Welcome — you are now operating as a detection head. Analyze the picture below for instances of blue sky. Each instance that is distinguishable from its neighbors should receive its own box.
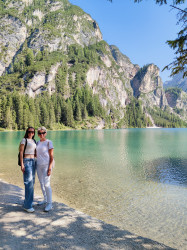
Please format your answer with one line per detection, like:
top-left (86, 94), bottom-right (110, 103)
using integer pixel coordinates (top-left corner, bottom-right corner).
top-left (69, 0), bottom-right (185, 82)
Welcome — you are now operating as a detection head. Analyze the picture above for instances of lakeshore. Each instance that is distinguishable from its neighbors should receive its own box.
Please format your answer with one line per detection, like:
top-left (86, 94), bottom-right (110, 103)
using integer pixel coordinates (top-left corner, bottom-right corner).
top-left (0, 179), bottom-right (174, 250)
top-left (1, 129), bottom-right (187, 249)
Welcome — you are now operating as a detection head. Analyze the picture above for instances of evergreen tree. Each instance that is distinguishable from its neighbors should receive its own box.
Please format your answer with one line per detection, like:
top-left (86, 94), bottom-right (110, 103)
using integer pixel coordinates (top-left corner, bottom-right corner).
top-left (82, 104), bottom-right (88, 120)
top-left (25, 49), bottom-right (34, 66)
top-left (74, 95), bottom-right (82, 121)
top-left (0, 96), bottom-right (6, 127)
top-left (56, 67), bottom-right (67, 94)
top-left (12, 110), bottom-right (17, 130)
top-left (61, 99), bottom-right (68, 124)
top-left (40, 102), bottom-right (49, 127)
top-left (66, 99), bottom-right (74, 127)
top-left (28, 98), bottom-right (36, 127)
top-left (36, 51), bottom-right (43, 61)
top-left (49, 103), bottom-right (56, 128)
top-left (93, 95), bottom-right (103, 116)
top-left (0, 98), bottom-right (1, 126)
top-left (34, 98), bottom-right (41, 128)
top-left (87, 98), bottom-right (95, 116)
top-left (22, 104), bottom-right (30, 129)
top-left (83, 84), bottom-right (91, 106)
top-left (4, 106), bottom-right (13, 129)
top-left (13, 94), bottom-right (24, 130)
top-left (56, 105), bottom-right (61, 123)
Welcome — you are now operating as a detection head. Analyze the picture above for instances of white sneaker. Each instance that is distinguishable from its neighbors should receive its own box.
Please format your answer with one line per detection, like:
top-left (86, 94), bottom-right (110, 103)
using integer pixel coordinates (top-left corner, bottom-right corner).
top-left (24, 207), bottom-right (35, 213)
top-left (37, 200), bottom-right (47, 205)
top-left (44, 203), bottom-right (53, 212)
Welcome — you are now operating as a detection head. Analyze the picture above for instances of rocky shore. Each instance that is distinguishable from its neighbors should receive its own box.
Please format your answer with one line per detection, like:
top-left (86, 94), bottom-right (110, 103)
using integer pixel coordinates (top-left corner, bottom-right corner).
top-left (0, 179), bottom-right (174, 250)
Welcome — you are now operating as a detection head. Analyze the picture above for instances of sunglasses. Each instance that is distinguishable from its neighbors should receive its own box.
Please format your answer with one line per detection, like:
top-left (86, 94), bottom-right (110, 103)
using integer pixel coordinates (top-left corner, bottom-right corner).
top-left (28, 131), bottom-right (34, 134)
top-left (38, 132), bottom-right (46, 135)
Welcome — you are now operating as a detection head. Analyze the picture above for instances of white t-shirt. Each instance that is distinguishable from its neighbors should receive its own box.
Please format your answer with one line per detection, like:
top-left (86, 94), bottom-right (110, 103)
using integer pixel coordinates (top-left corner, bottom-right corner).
top-left (21, 138), bottom-right (36, 155)
top-left (36, 139), bottom-right (54, 165)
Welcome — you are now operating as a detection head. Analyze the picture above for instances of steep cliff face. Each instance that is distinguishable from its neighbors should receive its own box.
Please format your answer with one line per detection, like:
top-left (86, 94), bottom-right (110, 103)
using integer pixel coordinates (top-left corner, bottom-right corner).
top-left (85, 44), bottom-right (133, 114)
top-left (86, 66), bottom-right (128, 110)
top-left (109, 45), bottom-right (139, 80)
top-left (0, 16), bottom-right (27, 75)
top-left (176, 91), bottom-right (187, 111)
top-left (165, 88), bottom-right (187, 121)
top-left (131, 64), bottom-right (168, 108)
top-left (165, 91), bottom-right (178, 108)
top-left (25, 63), bottom-right (61, 97)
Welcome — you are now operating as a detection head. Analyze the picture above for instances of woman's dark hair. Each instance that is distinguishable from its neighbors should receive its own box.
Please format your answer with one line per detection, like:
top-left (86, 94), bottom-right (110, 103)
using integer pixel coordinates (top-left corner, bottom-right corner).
top-left (24, 127), bottom-right (35, 139)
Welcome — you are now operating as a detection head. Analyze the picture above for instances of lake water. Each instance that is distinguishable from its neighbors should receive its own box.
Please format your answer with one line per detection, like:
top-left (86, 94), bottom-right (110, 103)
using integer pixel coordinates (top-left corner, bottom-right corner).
top-left (0, 129), bottom-right (187, 249)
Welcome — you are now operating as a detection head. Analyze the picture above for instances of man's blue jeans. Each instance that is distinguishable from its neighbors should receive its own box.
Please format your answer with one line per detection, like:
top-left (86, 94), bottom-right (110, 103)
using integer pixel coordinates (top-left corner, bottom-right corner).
top-left (23, 159), bottom-right (36, 209)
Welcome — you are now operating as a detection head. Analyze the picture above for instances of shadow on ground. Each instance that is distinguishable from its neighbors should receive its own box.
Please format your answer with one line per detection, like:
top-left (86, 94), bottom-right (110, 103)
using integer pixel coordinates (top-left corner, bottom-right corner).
top-left (0, 180), bottom-right (175, 250)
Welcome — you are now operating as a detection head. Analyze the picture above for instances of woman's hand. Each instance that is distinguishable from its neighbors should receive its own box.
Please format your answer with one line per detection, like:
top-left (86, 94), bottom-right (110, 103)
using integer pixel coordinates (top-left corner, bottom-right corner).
top-left (48, 148), bottom-right (54, 176)
top-left (20, 144), bottom-right (25, 172)
top-left (21, 165), bottom-right (25, 173)
top-left (47, 168), bottom-right (52, 176)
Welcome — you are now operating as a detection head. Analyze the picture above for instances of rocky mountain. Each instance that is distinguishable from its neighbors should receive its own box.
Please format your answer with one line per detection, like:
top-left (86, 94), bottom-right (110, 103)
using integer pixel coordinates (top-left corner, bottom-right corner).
top-left (131, 64), bottom-right (168, 108)
top-left (164, 72), bottom-right (187, 92)
top-left (165, 88), bottom-right (187, 121)
top-left (0, 0), bottom-right (102, 74)
top-left (0, 0), bottom-right (186, 129)
top-left (164, 72), bottom-right (187, 121)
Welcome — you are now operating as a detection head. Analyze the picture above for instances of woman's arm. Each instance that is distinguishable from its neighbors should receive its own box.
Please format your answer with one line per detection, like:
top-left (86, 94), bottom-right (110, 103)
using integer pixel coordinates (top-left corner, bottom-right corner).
top-left (48, 148), bottom-right (54, 176)
top-left (20, 144), bottom-right (25, 173)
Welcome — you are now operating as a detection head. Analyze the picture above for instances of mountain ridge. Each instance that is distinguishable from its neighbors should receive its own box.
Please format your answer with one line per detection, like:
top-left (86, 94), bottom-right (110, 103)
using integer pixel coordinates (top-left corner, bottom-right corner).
top-left (164, 72), bottom-right (187, 92)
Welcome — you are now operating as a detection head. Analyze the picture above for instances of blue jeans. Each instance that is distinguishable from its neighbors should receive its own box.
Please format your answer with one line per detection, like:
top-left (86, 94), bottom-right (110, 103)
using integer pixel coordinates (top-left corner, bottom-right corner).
top-left (23, 159), bottom-right (36, 209)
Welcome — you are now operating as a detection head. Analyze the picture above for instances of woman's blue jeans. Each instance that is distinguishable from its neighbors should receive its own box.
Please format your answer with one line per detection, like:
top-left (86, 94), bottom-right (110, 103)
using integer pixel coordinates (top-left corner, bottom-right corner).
top-left (23, 159), bottom-right (36, 209)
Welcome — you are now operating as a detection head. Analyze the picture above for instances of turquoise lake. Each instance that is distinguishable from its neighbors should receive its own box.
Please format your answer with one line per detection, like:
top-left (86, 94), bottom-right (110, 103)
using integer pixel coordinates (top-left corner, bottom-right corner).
top-left (0, 129), bottom-right (187, 249)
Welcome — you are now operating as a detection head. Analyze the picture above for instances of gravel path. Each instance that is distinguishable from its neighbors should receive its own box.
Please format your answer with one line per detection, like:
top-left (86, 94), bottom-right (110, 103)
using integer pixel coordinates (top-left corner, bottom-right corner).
top-left (0, 179), bottom-right (175, 250)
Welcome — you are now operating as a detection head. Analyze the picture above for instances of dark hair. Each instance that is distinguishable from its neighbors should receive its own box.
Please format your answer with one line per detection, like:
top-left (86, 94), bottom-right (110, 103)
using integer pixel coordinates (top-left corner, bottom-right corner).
top-left (24, 127), bottom-right (35, 139)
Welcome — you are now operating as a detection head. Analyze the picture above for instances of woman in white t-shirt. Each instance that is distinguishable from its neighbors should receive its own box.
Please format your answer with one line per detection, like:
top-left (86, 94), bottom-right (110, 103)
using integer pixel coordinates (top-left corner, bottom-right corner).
top-left (36, 126), bottom-right (54, 212)
top-left (19, 127), bottom-right (36, 213)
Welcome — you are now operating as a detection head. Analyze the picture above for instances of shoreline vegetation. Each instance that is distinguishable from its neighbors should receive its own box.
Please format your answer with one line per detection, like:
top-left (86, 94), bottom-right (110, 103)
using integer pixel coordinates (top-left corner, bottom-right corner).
top-left (0, 92), bottom-right (186, 132)
top-left (0, 178), bottom-right (174, 250)
top-left (0, 127), bottom-right (185, 132)
top-left (0, 127), bottom-right (164, 132)
top-left (2, 123), bottom-right (187, 135)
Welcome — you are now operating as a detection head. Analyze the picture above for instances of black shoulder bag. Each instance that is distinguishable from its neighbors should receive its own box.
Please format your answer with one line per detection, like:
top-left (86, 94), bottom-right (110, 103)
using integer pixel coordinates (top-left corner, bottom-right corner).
top-left (18, 139), bottom-right (27, 166)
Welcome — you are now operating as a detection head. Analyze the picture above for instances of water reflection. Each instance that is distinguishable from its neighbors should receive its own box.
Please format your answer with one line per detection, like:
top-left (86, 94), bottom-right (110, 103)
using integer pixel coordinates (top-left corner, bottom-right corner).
top-left (144, 157), bottom-right (187, 186)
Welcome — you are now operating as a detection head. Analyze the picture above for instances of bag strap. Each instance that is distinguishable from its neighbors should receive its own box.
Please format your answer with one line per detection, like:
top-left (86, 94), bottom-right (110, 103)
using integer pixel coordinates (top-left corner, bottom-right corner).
top-left (23, 138), bottom-right (27, 156)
